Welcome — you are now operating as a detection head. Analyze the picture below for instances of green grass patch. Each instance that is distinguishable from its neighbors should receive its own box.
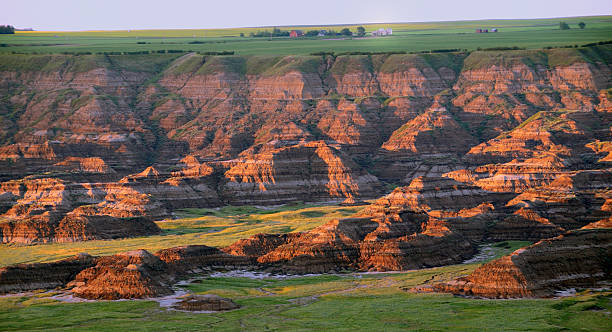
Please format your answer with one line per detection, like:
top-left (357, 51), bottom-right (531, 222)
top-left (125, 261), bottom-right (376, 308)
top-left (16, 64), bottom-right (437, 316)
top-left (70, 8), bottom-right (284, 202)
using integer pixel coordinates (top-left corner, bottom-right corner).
top-left (2, 16), bottom-right (611, 56)
top-left (0, 266), bottom-right (610, 331)
top-left (0, 204), bottom-right (364, 267)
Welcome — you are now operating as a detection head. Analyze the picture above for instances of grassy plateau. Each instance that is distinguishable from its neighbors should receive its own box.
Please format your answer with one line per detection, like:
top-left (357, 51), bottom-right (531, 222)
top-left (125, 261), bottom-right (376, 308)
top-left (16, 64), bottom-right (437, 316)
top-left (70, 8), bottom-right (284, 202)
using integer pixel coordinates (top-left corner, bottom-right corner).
top-left (1, 16), bottom-right (611, 55)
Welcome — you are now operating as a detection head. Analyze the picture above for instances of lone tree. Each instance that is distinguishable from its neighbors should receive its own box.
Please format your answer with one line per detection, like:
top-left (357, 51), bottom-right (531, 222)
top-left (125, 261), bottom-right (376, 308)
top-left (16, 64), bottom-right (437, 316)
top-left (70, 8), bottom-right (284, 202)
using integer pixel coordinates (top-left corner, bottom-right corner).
top-left (340, 28), bottom-right (352, 36)
top-left (559, 22), bottom-right (570, 30)
top-left (0, 25), bottom-right (15, 34)
top-left (578, 22), bottom-right (586, 29)
top-left (356, 26), bottom-right (366, 37)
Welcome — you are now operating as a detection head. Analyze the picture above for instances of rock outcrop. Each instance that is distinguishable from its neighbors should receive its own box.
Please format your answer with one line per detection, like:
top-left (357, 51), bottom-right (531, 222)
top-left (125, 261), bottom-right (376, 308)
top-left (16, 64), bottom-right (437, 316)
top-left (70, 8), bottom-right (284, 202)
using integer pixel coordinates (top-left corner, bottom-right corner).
top-left (155, 244), bottom-right (248, 274)
top-left (224, 210), bottom-right (478, 273)
top-left (69, 250), bottom-right (173, 300)
top-left (0, 177), bottom-right (162, 243)
top-left (222, 141), bottom-right (381, 205)
top-left (68, 244), bottom-right (246, 299)
top-left (0, 244), bottom-right (249, 299)
top-left (430, 229), bottom-right (612, 298)
top-left (173, 294), bottom-right (240, 311)
top-left (0, 253), bottom-right (94, 293)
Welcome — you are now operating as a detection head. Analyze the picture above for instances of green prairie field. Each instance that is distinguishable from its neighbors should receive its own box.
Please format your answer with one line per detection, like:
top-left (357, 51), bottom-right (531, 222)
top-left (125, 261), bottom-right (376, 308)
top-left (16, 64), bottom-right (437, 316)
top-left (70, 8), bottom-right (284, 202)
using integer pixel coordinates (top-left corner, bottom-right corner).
top-left (1, 16), bottom-right (611, 55)
top-left (0, 241), bottom-right (611, 331)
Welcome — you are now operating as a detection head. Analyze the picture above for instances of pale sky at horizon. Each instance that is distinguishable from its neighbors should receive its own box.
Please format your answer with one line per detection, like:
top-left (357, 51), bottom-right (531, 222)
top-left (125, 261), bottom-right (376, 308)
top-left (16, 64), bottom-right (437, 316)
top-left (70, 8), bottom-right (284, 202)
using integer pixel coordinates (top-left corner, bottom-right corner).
top-left (3, 0), bottom-right (612, 31)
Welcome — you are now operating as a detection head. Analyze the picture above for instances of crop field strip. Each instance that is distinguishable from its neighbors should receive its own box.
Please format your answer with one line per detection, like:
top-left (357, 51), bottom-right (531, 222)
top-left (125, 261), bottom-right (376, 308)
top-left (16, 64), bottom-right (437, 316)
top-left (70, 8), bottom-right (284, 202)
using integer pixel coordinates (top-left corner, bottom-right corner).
top-left (1, 16), bottom-right (611, 55)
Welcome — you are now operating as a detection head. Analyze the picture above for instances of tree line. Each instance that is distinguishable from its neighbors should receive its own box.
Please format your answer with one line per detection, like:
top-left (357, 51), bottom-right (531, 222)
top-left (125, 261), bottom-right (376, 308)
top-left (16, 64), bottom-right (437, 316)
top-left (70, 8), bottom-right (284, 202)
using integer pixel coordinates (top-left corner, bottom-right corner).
top-left (249, 26), bottom-right (367, 38)
top-left (0, 25), bottom-right (15, 34)
top-left (560, 22), bottom-right (586, 30)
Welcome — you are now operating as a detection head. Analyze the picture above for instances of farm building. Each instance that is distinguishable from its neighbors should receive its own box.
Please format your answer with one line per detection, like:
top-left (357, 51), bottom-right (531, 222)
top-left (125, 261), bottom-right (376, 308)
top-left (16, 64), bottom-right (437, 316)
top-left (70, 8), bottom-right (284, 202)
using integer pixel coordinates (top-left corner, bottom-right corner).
top-left (318, 30), bottom-right (327, 37)
top-left (371, 28), bottom-right (392, 37)
top-left (476, 28), bottom-right (498, 33)
top-left (290, 30), bottom-right (304, 38)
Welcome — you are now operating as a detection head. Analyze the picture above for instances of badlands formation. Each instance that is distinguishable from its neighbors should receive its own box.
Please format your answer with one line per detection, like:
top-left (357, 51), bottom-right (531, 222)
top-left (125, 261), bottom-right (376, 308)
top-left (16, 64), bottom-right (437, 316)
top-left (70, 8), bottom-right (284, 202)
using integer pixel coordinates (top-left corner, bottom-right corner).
top-left (0, 46), bottom-right (610, 299)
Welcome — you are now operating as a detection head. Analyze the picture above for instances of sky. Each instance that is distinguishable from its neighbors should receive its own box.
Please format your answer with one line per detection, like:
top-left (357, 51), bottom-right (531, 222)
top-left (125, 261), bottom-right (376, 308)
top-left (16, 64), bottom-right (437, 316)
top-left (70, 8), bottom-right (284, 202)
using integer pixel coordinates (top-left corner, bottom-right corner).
top-left (3, 0), bottom-right (612, 31)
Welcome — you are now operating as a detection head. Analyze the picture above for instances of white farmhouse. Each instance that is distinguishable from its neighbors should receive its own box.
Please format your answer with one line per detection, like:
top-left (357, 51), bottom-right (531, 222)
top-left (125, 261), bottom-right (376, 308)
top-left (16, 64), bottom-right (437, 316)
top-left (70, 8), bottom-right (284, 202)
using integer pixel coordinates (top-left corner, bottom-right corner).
top-left (371, 28), bottom-right (393, 37)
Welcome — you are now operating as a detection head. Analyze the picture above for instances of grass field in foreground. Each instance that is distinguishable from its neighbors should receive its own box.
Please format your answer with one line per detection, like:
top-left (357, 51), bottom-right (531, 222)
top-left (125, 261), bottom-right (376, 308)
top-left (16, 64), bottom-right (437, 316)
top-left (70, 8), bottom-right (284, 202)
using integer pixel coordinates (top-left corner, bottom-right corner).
top-left (0, 204), bottom-right (363, 267)
top-left (0, 241), bottom-right (609, 331)
top-left (1, 16), bottom-right (610, 55)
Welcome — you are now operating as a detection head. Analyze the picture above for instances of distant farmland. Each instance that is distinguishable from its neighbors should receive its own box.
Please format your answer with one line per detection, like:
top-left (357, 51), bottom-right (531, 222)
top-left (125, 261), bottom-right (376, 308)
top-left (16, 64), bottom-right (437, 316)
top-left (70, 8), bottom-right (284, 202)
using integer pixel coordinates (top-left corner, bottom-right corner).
top-left (1, 16), bottom-right (611, 55)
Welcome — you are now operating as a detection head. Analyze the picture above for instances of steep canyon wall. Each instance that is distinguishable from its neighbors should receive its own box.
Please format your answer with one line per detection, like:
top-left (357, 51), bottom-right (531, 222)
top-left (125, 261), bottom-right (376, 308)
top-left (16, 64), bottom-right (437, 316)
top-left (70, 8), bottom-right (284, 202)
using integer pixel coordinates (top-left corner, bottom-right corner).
top-left (0, 46), bottom-right (610, 243)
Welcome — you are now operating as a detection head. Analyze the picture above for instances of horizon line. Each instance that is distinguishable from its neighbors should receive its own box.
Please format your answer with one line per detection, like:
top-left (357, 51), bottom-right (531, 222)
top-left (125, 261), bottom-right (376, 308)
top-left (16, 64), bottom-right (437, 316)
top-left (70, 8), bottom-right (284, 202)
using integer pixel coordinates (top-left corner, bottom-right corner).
top-left (13, 14), bottom-right (612, 33)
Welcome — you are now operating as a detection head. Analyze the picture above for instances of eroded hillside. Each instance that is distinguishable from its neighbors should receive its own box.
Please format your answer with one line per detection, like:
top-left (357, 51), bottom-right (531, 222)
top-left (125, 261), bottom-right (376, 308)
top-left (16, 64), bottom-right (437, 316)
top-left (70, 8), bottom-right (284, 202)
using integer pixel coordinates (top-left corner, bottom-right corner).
top-left (0, 46), bottom-right (610, 243)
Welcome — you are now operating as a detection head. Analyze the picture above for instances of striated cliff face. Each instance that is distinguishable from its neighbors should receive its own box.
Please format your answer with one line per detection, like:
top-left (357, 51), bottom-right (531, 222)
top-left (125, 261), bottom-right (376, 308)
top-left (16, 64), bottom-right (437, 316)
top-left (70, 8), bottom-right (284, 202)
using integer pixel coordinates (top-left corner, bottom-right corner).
top-left (223, 212), bottom-right (477, 273)
top-left (223, 140), bottom-right (381, 205)
top-left (0, 244), bottom-right (248, 299)
top-left (0, 46), bottom-right (610, 243)
top-left (0, 253), bottom-right (94, 293)
top-left (431, 228), bottom-right (612, 298)
top-left (69, 249), bottom-right (173, 300)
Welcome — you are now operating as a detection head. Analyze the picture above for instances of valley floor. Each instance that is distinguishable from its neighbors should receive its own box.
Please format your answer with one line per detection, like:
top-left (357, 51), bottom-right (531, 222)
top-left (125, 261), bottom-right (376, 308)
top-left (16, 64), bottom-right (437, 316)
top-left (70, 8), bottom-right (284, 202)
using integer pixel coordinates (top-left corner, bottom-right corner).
top-left (1, 205), bottom-right (610, 331)
top-left (1, 257), bottom-right (610, 331)
top-left (0, 204), bottom-right (361, 267)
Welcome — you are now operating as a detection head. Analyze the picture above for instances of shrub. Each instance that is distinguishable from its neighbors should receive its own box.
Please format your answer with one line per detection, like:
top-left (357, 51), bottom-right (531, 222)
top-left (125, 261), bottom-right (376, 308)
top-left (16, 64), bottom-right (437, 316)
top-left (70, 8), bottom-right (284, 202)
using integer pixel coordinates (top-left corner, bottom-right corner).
top-left (559, 22), bottom-right (570, 30)
top-left (340, 28), bottom-right (352, 36)
top-left (0, 25), bottom-right (15, 34)
top-left (357, 26), bottom-right (366, 37)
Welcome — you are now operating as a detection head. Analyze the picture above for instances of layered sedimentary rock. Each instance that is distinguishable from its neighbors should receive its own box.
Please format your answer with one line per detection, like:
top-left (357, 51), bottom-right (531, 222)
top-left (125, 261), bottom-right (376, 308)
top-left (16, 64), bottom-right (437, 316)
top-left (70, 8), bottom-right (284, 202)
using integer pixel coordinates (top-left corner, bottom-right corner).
top-left (69, 244), bottom-right (245, 299)
top-left (70, 250), bottom-right (173, 300)
top-left (0, 244), bottom-right (247, 299)
top-left (223, 186), bottom-right (490, 273)
top-left (0, 46), bottom-right (610, 243)
top-left (173, 294), bottom-right (240, 311)
top-left (0, 253), bottom-right (94, 293)
top-left (431, 229), bottom-right (612, 298)
top-left (222, 140), bottom-right (381, 205)
top-left (222, 170), bottom-right (578, 273)
top-left (224, 213), bottom-right (478, 273)
top-left (155, 244), bottom-right (248, 273)
top-left (0, 177), bottom-right (162, 243)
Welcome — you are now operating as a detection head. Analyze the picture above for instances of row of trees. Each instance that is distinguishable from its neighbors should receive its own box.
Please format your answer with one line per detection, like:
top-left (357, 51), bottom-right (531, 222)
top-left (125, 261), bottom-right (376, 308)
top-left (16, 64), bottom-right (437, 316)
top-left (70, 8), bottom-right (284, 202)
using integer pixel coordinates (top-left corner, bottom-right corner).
top-left (249, 26), bottom-right (367, 38)
top-left (250, 28), bottom-right (290, 37)
top-left (0, 25), bottom-right (15, 34)
top-left (560, 22), bottom-right (586, 30)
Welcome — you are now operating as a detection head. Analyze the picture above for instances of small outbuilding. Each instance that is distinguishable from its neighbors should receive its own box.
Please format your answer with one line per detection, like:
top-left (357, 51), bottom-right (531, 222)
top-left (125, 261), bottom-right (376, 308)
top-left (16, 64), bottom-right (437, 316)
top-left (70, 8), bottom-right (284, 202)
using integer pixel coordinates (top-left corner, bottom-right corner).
top-left (371, 28), bottom-right (393, 37)
top-left (290, 30), bottom-right (304, 38)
